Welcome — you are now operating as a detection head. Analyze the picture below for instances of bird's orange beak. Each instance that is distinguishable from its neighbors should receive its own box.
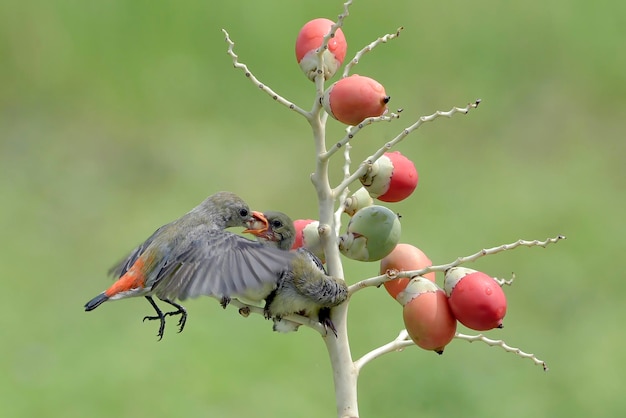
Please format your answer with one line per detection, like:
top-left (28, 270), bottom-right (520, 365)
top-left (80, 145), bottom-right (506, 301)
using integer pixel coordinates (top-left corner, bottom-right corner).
top-left (243, 211), bottom-right (269, 236)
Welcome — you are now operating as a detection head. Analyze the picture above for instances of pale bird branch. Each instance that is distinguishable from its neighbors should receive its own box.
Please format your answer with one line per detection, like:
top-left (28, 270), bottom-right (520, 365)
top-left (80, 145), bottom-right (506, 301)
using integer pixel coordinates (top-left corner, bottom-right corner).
top-left (348, 235), bottom-right (565, 295)
top-left (342, 27), bottom-right (404, 78)
top-left (222, 29), bottom-right (309, 118)
top-left (455, 332), bottom-right (548, 371)
top-left (332, 100), bottom-right (481, 196)
top-left (227, 298), bottom-right (327, 336)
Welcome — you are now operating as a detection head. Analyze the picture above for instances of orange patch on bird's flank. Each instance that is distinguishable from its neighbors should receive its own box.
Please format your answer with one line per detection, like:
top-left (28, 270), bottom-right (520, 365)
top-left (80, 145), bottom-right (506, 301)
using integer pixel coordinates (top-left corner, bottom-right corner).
top-left (104, 256), bottom-right (148, 297)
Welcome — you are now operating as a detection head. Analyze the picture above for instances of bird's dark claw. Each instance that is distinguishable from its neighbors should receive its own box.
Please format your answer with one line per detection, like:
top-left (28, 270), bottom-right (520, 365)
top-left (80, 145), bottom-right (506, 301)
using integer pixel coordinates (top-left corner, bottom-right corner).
top-left (321, 317), bottom-right (338, 337)
top-left (144, 296), bottom-right (167, 340)
top-left (143, 297), bottom-right (187, 340)
top-left (162, 299), bottom-right (187, 334)
top-left (220, 296), bottom-right (231, 309)
top-left (319, 307), bottom-right (338, 337)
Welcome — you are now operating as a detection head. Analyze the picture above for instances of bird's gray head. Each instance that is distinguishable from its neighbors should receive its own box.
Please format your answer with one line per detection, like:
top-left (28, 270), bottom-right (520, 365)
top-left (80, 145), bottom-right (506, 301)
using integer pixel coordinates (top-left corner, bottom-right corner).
top-left (245, 211), bottom-right (296, 251)
top-left (194, 191), bottom-right (253, 229)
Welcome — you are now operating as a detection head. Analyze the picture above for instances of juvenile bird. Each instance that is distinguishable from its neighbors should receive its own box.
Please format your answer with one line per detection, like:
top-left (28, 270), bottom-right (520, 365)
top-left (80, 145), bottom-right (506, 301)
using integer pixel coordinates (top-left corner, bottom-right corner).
top-left (84, 191), bottom-right (294, 340)
top-left (245, 211), bottom-right (348, 335)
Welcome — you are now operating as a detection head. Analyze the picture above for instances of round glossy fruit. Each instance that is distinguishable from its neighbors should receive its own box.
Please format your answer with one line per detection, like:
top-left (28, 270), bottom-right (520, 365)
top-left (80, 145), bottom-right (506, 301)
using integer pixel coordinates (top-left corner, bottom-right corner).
top-left (380, 243), bottom-right (436, 300)
top-left (399, 277), bottom-right (457, 354)
top-left (338, 205), bottom-right (401, 261)
top-left (361, 152), bottom-right (418, 203)
top-left (444, 267), bottom-right (507, 331)
top-left (292, 219), bottom-right (325, 261)
top-left (295, 18), bottom-right (347, 81)
top-left (322, 75), bottom-right (389, 125)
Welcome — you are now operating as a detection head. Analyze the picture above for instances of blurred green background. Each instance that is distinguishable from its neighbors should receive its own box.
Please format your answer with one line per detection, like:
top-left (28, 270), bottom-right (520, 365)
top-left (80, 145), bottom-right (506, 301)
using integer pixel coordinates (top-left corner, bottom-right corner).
top-left (2, 0), bottom-right (624, 417)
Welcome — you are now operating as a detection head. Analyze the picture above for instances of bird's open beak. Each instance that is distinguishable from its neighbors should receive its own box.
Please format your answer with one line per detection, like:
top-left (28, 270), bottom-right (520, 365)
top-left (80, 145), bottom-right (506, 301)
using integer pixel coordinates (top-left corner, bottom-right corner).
top-left (243, 211), bottom-right (269, 236)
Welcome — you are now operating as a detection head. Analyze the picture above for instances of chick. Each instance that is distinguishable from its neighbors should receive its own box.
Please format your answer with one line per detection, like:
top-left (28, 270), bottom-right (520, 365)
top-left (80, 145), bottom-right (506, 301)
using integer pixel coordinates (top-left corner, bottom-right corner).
top-left (245, 211), bottom-right (348, 335)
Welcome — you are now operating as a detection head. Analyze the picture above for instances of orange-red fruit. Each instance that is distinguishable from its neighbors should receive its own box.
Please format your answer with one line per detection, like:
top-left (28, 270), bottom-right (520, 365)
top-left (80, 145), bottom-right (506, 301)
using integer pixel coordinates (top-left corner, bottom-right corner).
top-left (444, 267), bottom-right (507, 331)
top-left (295, 18), bottom-right (347, 81)
top-left (322, 75), bottom-right (389, 125)
top-left (380, 244), bottom-right (435, 300)
top-left (292, 219), bottom-right (325, 262)
top-left (399, 278), bottom-right (457, 354)
top-left (377, 152), bottom-right (418, 202)
top-left (361, 152), bottom-right (418, 203)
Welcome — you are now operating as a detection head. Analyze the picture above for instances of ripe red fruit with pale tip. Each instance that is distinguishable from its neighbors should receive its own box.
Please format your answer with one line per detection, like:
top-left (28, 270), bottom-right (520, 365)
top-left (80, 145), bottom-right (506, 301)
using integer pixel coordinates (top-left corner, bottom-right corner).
top-left (292, 219), bottom-right (325, 262)
top-left (295, 18), bottom-right (347, 81)
top-left (444, 267), bottom-right (507, 331)
top-left (361, 151), bottom-right (418, 203)
top-left (398, 277), bottom-right (457, 354)
top-left (322, 75), bottom-right (390, 126)
top-left (380, 243), bottom-right (436, 300)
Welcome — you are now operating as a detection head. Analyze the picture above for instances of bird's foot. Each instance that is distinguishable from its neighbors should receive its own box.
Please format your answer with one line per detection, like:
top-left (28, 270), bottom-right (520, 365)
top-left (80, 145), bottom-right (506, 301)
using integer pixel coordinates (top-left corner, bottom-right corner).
top-left (318, 307), bottom-right (338, 337)
top-left (220, 296), bottom-right (231, 309)
top-left (162, 299), bottom-right (187, 333)
top-left (321, 317), bottom-right (338, 338)
top-left (142, 313), bottom-right (166, 340)
top-left (144, 296), bottom-right (167, 340)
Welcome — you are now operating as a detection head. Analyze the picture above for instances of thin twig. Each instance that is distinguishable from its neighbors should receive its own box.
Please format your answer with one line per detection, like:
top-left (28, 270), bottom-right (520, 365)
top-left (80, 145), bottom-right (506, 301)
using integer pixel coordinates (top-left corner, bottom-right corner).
top-left (342, 27), bottom-right (404, 77)
top-left (348, 235), bottom-right (565, 295)
top-left (333, 100), bottom-right (480, 195)
top-left (320, 112), bottom-right (401, 162)
top-left (354, 329), bottom-right (548, 372)
top-left (333, 140), bottom-right (353, 235)
top-left (222, 29), bottom-right (309, 118)
top-left (455, 333), bottom-right (548, 371)
top-left (314, 0), bottom-right (353, 97)
top-left (494, 273), bottom-right (516, 286)
top-left (227, 298), bottom-right (327, 336)
top-left (354, 330), bottom-right (413, 372)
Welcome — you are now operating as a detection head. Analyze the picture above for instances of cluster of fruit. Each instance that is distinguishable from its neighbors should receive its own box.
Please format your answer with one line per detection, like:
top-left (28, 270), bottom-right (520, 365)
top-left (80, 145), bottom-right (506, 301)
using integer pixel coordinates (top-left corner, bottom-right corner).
top-left (296, 18), bottom-right (390, 125)
top-left (294, 18), bottom-right (508, 354)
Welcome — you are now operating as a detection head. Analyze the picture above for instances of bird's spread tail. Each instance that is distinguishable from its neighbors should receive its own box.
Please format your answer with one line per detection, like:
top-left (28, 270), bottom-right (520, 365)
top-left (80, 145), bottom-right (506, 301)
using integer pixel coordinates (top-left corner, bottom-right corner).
top-left (84, 293), bottom-right (109, 311)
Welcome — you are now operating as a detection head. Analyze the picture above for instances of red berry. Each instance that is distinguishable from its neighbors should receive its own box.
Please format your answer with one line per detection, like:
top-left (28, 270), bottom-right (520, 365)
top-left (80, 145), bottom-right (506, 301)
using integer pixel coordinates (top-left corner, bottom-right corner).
top-left (322, 75), bottom-right (389, 125)
top-left (380, 243), bottom-right (435, 300)
top-left (292, 219), bottom-right (325, 261)
top-left (361, 152), bottom-right (418, 203)
top-left (399, 278), bottom-right (457, 354)
top-left (295, 18), bottom-right (347, 81)
top-left (444, 267), bottom-right (507, 331)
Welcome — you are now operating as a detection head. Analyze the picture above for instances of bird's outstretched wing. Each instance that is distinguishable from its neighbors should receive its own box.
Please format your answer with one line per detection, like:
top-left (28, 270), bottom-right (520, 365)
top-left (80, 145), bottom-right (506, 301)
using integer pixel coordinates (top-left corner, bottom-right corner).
top-left (152, 230), bottom-right (295, 301)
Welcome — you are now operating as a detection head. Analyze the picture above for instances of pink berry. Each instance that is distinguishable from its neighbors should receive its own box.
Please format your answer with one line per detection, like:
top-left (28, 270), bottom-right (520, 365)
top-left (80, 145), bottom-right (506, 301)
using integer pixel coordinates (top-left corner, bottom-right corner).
top-left (292, 219), bottom-right (325, 261)
top-left (295, 18), bottom-right (347, 81)
top-left (322, 75), bottom-right (390, 126)
top-left (380, 243), bottom-right (436, 301)
top-left (444, 267), bottom-right (507, 331)
top-left (361, 151), bottom-right (418, 203)
top-left (398, 278), bottom-right (457, 354)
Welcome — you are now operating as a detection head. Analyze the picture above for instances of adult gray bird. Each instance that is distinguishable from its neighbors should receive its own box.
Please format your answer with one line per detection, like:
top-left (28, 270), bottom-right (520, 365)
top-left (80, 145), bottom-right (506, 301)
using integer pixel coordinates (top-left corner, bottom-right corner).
top-left (84, 191), bottom-right (294, 340)
top-left (245, 211), bottom-right (348, 335)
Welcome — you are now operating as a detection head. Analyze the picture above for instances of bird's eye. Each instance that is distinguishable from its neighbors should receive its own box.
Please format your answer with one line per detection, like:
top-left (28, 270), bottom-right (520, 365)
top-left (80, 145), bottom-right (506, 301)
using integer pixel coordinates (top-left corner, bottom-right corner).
top-left (271, 220), bottom-right (283, 229)
top-left (239, 208), bottom-right (249, 218)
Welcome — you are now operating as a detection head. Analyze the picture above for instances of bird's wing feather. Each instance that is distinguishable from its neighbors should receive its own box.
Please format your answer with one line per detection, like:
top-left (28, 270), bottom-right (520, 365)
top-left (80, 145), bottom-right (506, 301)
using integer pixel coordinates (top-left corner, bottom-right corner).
top-left (107, 225), bottom-right (167, 278)
top-left (152, 231), bottom-right (295, 301)
top-left (296, 247), bottom-right (327, 273)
